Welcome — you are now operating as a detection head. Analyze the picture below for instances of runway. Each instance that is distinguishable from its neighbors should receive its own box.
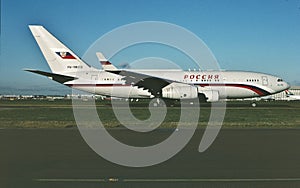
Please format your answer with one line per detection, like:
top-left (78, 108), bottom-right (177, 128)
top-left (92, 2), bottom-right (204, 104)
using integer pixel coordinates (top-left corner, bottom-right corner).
top-left (1, 128), bottom-right (300, 188)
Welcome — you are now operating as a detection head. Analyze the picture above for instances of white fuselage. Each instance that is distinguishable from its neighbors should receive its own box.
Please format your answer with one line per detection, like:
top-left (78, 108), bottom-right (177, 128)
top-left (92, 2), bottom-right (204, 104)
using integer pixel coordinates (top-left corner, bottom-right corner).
top-left (64, 69), bottom-right (290, 100)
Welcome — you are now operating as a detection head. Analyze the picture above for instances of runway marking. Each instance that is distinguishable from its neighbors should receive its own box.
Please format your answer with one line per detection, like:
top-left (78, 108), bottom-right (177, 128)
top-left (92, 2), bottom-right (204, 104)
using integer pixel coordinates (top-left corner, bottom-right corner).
top-left (35, 178), bottom-right (300, 183)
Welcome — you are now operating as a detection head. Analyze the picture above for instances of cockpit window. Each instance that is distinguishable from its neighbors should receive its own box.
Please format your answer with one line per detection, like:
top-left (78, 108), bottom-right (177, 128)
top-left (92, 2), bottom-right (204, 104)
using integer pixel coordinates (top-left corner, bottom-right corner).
top-left (277, 78), bottom-right (283, 82)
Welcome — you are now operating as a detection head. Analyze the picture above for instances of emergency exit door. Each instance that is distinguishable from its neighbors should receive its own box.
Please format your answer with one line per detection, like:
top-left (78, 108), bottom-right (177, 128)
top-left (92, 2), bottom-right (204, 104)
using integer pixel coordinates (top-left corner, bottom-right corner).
top-left (262, 76), bottom-right (268, 86)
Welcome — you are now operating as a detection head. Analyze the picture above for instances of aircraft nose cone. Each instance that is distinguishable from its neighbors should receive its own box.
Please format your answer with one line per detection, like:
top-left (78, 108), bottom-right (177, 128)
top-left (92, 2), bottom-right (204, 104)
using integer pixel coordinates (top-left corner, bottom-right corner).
top-left (285, 82), bottom-right (290, 90)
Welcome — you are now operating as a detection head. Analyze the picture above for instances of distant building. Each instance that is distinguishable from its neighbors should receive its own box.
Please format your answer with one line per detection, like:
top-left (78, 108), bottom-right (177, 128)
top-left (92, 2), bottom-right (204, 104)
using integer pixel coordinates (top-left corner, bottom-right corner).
top-left (1, 95), bottom-right (20, 100)
top-left (20, 95), bottom-right (34, 99)
top-left (263, 86), bottom-right (300, 101)
top-left (289, 86), bottom-right (300, 94)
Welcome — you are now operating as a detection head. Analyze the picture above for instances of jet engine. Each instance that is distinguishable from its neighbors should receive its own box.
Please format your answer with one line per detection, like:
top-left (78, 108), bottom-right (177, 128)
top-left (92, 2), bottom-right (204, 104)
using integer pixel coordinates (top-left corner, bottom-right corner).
top-left (162, 83), bottom-right (198, 99)
top-left (199, 90), bottom-right (219, 102)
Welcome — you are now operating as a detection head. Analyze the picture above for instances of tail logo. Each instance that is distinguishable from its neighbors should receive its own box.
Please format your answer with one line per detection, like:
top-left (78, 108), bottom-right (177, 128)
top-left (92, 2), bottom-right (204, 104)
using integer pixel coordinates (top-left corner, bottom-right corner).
top-left (56, 52), bottom-right (76, 59)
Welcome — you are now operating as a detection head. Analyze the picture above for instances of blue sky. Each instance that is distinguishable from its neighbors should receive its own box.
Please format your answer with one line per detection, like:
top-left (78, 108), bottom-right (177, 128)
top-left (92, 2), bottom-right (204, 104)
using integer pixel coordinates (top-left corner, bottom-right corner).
top-left (1, 0), bottom-right (300, 94)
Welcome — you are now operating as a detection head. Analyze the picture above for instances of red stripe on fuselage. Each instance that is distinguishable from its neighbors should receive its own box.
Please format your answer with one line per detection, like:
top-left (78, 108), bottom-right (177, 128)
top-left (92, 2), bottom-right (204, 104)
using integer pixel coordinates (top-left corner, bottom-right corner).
top-left (65, 84), bottom-right (131, 87)
top-left (198, 83), bottom-right (270, 96)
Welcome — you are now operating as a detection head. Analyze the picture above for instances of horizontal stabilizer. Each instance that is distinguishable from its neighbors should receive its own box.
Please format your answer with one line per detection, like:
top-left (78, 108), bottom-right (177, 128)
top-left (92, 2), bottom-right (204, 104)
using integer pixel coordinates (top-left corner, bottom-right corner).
top-left (24, 69), bottom-right (77, 83)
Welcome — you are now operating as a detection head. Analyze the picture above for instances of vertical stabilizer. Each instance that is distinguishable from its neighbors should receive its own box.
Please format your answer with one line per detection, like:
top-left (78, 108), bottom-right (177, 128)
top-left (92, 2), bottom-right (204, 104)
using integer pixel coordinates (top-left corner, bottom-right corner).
top-left (29, 25), bottom-right (91, 74)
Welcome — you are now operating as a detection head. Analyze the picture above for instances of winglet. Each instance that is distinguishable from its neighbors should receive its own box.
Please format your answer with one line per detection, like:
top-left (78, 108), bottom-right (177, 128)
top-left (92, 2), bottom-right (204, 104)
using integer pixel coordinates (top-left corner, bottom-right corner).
top-left (96, 52), bottom-right (117, 70)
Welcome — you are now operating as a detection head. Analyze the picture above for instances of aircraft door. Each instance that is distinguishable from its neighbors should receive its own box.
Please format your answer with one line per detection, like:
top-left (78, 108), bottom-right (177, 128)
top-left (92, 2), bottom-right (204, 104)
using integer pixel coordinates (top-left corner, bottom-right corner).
top-left (91, 75), bottom-right (98, 93)
top-left (262, 76), bottom-right (268, 86)
top-left (91, 75), bottom-right (98, 81)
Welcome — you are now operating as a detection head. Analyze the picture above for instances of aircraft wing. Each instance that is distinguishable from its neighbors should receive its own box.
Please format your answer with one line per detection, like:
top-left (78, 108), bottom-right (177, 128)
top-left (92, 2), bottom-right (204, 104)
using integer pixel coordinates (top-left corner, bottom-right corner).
top-left (107, 70), bottom-right (172, 97)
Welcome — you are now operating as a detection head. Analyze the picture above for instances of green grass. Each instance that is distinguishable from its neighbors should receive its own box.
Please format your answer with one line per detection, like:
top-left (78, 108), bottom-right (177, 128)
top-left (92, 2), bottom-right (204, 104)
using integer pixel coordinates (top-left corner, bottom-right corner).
top-left (0, 99), bottom-right (300, 128)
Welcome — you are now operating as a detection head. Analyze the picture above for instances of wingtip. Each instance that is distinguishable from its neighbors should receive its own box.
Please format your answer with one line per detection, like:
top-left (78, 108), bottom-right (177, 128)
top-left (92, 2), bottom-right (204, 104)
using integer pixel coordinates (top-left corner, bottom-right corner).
top-left (23, 68), bottom-right (33, 72)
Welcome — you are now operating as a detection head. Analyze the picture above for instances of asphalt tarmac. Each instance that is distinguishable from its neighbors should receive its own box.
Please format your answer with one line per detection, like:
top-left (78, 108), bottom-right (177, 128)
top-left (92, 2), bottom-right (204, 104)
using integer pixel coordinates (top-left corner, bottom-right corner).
top-left (1, 128), bottom-right (300, 188)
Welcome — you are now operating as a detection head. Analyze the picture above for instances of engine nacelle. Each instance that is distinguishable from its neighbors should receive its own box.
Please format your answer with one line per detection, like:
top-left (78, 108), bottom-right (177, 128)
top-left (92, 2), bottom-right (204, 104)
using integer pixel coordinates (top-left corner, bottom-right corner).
top-left (200, 90), bottom-right (219, 102)
top-left (162, 83), bottom-right (198, 99)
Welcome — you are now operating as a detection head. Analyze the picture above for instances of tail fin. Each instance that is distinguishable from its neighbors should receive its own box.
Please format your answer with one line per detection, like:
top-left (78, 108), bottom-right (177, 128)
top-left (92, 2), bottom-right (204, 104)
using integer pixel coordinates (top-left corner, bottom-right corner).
top-left (96, 52), bottom-right (117, 70)
top-left (29, 25), bottom-right (91, 74)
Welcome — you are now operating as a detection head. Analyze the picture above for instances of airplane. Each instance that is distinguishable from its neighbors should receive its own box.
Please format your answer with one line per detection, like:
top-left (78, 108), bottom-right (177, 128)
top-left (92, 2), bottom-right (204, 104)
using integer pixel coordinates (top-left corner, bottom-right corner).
top-left (25, 25), bottom-right (290, 102)
top-left (285, 90), bottom-right (300, 100)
